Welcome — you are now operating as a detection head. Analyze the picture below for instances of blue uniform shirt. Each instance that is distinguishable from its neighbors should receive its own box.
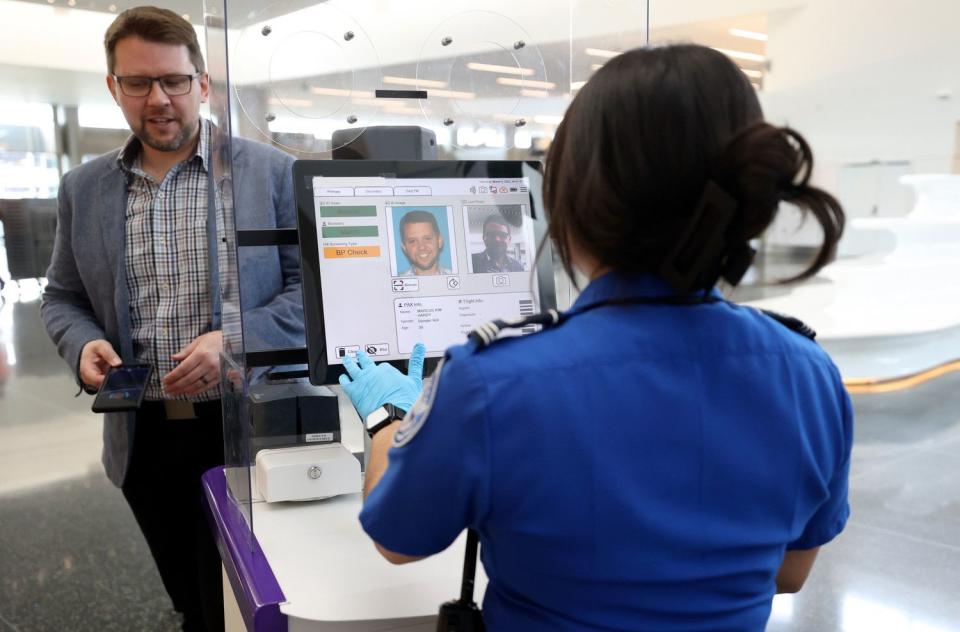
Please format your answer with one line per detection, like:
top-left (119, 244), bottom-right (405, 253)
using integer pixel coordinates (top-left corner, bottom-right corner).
top-left (360, 271), bottom-right (853, 631)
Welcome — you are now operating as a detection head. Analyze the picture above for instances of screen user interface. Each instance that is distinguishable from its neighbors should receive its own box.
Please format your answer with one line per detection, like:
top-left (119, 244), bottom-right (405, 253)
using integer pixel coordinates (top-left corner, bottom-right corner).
top-left (311, 176), bottom-right (540, 364)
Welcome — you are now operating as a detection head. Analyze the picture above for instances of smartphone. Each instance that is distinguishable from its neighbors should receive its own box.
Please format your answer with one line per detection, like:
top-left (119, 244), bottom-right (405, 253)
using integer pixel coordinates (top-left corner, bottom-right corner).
top-left (91, 364), bottom-right (154, 413)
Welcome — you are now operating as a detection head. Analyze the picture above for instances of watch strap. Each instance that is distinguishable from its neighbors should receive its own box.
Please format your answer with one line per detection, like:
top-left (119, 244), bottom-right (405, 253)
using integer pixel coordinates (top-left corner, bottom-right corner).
top-left (366, 403), bottom-right (408, 437)
top-left (383, 403), bottom-right (408, 421)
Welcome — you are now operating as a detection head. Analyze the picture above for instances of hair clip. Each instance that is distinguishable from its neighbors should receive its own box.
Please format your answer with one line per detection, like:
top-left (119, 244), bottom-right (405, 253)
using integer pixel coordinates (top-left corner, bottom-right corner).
top-left (658, 180), bottom-right (741, 293)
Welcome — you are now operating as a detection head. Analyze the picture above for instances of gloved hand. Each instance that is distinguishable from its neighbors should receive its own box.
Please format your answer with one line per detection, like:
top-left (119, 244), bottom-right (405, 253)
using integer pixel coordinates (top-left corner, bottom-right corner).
top-left (338, 343), bottom-right (426, 419)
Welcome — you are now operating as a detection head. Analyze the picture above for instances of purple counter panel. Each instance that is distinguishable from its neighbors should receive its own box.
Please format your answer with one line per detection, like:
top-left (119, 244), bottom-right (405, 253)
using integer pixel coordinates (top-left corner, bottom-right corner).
top-left (203, 467), bottom-right (287, 632)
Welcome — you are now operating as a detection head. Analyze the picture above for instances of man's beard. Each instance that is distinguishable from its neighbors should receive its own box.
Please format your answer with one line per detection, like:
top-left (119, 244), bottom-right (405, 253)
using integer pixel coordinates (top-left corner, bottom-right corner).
top-left (137, 114), bottom-right (197, 153)
top-left (410, 255), bottom-right (438, 271)
top-left (487, 243), bottom-right (508, 260)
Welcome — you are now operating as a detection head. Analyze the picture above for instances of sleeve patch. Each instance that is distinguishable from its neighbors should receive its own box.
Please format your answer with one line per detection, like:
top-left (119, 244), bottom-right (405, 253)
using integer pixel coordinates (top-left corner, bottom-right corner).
top-left (393, 357), bottom-right (445, 448)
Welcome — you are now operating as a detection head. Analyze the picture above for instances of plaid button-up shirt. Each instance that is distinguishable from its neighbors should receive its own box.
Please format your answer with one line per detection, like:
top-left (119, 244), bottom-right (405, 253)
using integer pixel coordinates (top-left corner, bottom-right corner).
top-left (118, 119), bottom-right (219, 402)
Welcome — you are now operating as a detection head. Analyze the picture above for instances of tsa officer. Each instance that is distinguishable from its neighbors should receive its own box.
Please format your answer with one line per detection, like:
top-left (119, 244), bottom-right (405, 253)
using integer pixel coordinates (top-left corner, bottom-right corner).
top-left (340, 44), bottom-right (852, 631)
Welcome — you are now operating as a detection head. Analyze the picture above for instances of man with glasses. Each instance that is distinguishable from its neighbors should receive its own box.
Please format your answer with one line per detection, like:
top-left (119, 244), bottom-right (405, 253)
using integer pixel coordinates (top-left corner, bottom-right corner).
top-left (471, 213), bottom-right (524, 273)
top-left (41, 7), bottom-right (302, 631)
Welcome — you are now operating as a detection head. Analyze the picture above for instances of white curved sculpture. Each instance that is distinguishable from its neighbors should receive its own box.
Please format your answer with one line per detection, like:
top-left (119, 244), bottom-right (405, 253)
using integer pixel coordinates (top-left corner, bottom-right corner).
top-left (743, 174), bottom-right (960, 381)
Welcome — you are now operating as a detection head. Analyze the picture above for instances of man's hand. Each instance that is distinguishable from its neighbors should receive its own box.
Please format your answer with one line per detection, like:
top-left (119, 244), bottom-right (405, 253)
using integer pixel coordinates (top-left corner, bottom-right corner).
top-left (162, 331), bottom-right (223, 397)
top-left (79, 339), bottom-right (122, 389)
top-left (339, 343), bottom-right (426, 419)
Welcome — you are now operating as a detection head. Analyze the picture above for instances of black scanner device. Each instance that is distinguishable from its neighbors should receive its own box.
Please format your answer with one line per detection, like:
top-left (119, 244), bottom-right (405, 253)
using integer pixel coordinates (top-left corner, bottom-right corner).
top-left (248, 382), bottom-right (341, 451)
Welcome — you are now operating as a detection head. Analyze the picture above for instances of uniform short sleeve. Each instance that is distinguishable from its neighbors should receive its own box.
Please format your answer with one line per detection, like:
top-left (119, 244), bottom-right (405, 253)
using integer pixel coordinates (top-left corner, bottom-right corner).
top-left (359, 353), bottom-right (489, 557)
top-left (788, 370), bottom-right (854, 550)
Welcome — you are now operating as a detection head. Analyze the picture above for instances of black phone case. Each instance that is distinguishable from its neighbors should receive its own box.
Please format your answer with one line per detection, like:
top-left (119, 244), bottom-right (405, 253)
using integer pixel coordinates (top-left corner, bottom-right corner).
top-left (91, 364), bottom-right (154, 413)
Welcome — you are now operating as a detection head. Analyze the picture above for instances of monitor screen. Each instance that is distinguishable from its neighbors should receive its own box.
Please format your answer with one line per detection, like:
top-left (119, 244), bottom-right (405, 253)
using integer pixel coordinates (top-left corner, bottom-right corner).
top-left (294, 160), bottom-right (556, 385)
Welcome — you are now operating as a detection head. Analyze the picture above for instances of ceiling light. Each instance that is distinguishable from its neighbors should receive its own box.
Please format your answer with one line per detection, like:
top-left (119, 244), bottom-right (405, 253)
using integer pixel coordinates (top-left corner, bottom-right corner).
top-left (570, 80), bottom-right (587, 90)
top-left (741, 68), bottom-right (763, 79)
top-left (591, 64), bottom-right (604, 71)
top-left (533, 115), bottom-right (564, 125)
top-left (311, 87), bottom-right (374, 98)
top-left (427, 89), bottom-right (476, 99)
top-left (383, 76), bottom-right (447, 89)
top-left (713, 47), bottom-right (766, 63)
top-left (466, 62), bottom-right (534, 76)
top-left (520, 89), bottom-right (549, 98)
top-left (729, 28), bottom-right (768, 42)
top-left (585, 48), bottom-right (620, 59)
top-left (751, 82), bottom-right (761, 91)
top-left (496, 77), bottom-right (556, 90)
top-left (350, 97), bottom-right (434, 109)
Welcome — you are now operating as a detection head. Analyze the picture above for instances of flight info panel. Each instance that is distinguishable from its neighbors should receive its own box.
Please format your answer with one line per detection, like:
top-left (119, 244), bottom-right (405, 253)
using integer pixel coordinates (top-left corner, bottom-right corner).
top-left (312, 176), bottom-right (541, 364)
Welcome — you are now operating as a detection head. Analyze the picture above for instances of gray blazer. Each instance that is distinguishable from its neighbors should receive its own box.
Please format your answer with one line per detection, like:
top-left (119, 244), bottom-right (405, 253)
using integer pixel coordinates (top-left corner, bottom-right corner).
top-left (41, 136), bottom-right (304, 487)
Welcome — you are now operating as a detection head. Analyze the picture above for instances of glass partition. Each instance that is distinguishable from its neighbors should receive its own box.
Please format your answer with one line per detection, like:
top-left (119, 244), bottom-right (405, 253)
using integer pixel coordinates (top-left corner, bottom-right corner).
top-left (215, 1), bottom-right (649, 158)
top-left (204, 0), bottom-right (648, 538)
top-left (203, 6), bottom-right (253, 528)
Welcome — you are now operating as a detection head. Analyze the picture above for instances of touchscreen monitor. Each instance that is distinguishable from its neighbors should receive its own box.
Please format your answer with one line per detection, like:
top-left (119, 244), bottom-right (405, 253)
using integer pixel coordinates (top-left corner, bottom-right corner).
top-left (294, 160), bottom-right (556, 385)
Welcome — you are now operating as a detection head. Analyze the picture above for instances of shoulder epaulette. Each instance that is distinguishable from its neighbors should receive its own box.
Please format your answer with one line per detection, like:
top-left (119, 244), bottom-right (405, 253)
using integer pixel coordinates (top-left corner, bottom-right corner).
top-left (467, 309), bottom-right (562, 349)
top-left (759, 308), bottom-right (816, 340)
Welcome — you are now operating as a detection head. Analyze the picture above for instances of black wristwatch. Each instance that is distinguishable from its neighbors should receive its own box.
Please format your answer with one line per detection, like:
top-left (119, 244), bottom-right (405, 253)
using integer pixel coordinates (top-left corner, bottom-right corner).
top-left (365, 403), bottom-right (407, 438)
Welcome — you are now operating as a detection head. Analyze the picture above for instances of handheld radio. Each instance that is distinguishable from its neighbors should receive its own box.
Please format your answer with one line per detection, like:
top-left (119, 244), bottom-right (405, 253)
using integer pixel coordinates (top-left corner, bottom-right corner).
top-left (436, 529), bottom-right (485, 631)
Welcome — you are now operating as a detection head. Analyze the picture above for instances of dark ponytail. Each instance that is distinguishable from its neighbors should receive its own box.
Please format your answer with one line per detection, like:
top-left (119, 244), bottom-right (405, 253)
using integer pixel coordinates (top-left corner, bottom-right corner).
top-left (714, 123), bottom-right (845, 283)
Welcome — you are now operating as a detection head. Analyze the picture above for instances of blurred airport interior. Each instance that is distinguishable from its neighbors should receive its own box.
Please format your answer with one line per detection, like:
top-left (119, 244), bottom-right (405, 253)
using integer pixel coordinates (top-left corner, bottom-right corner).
top-left (2, 0), bottom-right (960, 630)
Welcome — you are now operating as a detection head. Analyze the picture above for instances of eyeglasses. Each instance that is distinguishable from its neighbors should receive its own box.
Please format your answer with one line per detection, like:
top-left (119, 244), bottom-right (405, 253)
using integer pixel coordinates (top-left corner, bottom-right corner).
top-left (113, 73), bottom-right (199, 97)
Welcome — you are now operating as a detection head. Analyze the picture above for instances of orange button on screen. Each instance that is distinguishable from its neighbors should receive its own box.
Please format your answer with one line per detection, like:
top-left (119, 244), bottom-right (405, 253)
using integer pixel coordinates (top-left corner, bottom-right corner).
top-left (323, 246), bottom-right (381, 259)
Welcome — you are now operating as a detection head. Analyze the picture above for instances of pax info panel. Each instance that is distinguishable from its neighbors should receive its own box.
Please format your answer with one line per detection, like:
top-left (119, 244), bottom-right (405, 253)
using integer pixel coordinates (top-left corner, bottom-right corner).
top-left (294, 160), bottom-right (556, 386)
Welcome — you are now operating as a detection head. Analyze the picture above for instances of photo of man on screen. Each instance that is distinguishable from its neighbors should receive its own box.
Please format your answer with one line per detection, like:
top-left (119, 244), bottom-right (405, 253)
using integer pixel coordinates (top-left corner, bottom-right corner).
top-left (398, 209), bottom-right (453, 276)
top-left (472, 213), bottom-right (525, 273)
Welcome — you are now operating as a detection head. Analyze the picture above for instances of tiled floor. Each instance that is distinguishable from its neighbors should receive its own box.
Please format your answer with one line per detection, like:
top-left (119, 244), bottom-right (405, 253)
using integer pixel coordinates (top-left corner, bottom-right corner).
top-left (767, 372), bottom-right (960, 631)
top-left (1, 276), bottom-right (959, 631)
top-left (0, 284), bottom-right (181, 632)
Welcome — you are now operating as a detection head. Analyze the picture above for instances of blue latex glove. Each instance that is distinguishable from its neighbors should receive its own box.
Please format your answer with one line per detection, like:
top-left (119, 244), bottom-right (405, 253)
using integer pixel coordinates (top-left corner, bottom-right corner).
top-left (338, 343), bottom-right (426, 419)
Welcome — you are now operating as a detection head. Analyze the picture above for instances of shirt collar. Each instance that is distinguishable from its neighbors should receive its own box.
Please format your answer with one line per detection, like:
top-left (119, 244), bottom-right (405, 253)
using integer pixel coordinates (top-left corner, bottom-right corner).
top-left (195, 117), bottom-right (210, 170)
top-left (116, 117), bottom-right (210, 173)
top-left (116, 134), bottom-right (140, 173)
top-left (570, 271), bottom-right (723, 312)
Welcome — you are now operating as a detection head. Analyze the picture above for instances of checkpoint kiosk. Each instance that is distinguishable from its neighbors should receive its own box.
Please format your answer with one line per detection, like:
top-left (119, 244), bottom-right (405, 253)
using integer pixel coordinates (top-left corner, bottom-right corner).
top-left (199, 1), bottom-right (649, 629)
